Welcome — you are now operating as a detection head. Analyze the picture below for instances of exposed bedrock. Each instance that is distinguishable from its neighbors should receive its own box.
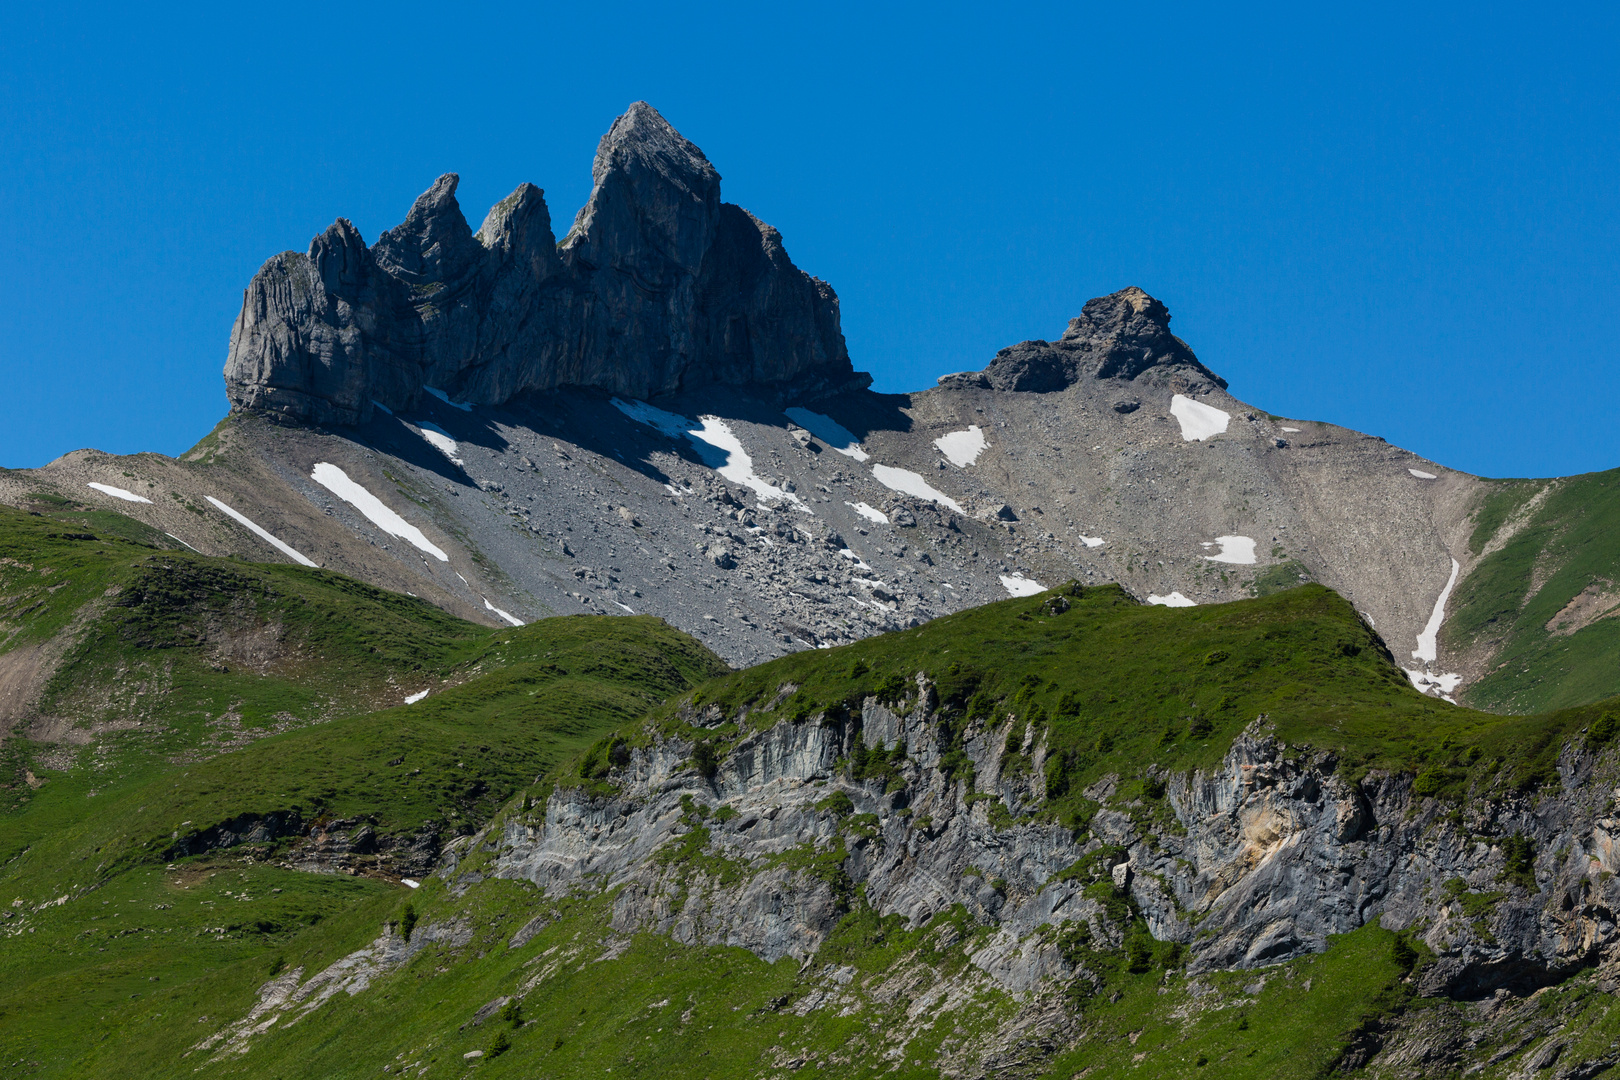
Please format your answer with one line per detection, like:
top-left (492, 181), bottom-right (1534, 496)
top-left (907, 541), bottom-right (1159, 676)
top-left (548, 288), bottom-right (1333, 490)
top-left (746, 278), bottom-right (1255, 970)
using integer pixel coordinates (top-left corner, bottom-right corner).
top-left (224, 102), bottom-right (859, 425)
top-left (489, 679), bottom-right (1620, 999)
top-left (942, 285), bottom-right (1227, 393)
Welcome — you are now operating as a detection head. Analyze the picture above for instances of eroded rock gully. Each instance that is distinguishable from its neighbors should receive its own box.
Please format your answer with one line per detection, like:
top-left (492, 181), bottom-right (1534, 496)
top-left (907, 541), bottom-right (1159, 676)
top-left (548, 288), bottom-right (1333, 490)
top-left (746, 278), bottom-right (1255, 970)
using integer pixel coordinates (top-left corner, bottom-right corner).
top-left (487, 681), bottom-right (1620, 1006)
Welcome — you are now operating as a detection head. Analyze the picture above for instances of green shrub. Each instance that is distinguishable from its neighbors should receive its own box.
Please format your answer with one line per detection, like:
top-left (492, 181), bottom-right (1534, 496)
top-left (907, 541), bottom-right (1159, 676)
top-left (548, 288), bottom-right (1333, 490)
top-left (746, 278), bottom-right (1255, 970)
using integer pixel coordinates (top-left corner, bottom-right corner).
top-left (817, 791), bottom-right (855, 818)
top-left (1501, 832), bottom-right (1537, 891)
top-left (487, 1029), bottom-right (511, 1057)
top-left (399, 903), bottom-right (417, 942)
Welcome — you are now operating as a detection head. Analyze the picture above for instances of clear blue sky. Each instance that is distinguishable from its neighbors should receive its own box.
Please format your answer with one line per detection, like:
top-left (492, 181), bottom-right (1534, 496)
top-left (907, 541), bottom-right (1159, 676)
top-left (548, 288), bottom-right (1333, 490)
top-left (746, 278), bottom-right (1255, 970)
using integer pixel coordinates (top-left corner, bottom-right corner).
top-left (2, 2), bottom-right (1616, 478)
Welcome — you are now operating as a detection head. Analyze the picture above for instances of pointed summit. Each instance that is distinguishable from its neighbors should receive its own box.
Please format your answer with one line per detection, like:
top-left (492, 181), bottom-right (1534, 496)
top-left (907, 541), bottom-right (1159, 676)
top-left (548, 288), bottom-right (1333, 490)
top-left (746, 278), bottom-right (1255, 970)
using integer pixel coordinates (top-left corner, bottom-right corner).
top-left (565, 102), bottom-right (721, 272)
top-left (591, 101), bottom-right (718, 197)
top-left (960, 287), bottom-right (1226, 393)
top-left (224, 101), bottom-right (857, 422)
top-left (372, 173), bottom-right (480, 284)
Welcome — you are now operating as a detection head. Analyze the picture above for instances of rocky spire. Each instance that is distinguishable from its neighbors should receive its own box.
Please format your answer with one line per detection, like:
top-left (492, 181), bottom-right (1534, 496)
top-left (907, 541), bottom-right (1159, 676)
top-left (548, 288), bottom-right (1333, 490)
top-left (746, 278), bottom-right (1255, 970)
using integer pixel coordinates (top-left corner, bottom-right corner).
top-left (963, 286), bottom-right (1226, 393)
top-left (224, 102), bottom-right (857, 425)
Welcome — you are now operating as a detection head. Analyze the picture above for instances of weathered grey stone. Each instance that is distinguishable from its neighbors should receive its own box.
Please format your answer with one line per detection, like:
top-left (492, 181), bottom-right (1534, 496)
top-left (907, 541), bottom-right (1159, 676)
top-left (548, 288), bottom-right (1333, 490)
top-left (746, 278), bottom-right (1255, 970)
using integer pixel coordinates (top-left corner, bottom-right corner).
top-left (978, 286), bottom-right (1226, 393)
top-left (224, 103), bottom-right (860, 425)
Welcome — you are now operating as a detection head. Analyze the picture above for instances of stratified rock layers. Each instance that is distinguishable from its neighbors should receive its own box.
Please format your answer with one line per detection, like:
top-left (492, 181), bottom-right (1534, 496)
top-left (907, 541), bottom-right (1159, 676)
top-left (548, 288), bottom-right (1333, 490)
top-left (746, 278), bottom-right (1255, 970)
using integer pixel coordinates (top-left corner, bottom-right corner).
top-left (225, 103), bottom-right (857, 425)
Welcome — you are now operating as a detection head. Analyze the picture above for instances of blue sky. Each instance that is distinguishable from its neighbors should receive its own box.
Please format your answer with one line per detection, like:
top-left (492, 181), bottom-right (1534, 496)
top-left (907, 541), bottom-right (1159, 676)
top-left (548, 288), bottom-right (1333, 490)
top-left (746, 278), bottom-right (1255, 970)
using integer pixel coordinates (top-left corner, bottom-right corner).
top-left (2, 2), bottom-right (1615, 478)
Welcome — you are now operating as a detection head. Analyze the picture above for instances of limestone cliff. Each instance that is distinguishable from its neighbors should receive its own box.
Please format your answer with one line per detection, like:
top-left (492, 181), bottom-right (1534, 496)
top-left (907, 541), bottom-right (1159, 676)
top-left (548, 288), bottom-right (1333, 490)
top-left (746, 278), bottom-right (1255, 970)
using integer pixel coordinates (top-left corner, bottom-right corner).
top-left (224, 103), bottom-right (860, 425)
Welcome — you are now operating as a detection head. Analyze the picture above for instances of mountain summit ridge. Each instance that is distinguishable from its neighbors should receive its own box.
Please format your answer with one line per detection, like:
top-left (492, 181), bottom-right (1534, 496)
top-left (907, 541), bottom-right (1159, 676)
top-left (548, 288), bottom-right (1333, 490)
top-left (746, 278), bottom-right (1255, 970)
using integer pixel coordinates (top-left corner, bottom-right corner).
top-left (224, 101), bottom-right (859, 426)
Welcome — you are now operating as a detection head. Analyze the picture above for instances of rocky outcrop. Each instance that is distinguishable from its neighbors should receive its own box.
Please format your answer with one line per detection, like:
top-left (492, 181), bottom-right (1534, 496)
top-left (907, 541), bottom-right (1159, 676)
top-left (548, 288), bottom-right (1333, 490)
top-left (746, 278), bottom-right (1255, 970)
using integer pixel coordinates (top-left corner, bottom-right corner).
top-left (942, 286), bottom-right (1226, 393)
top-left (224, 102), bottom-right (859, 425)
top-left (489, 680), bottom-right (1620, 1005)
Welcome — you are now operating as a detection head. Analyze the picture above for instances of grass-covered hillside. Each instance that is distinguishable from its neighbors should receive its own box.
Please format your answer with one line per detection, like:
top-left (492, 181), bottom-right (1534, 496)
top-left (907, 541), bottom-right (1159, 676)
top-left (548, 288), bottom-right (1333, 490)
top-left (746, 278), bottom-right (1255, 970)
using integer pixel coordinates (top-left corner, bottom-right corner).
top-left (656, 581), bottom-right (1608, 814)
top-left (1448, 466), bottom-right (1620, 712)
top-left (4, 498), bottom-right (1619, 1078)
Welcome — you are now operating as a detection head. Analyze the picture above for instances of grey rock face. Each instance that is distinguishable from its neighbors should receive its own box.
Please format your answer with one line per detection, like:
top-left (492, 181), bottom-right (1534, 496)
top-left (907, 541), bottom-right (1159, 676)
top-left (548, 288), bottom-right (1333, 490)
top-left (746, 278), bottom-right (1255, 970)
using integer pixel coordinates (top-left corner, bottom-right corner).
top-left (490, 681), bottom-right (1620, 1002)
top-left (979, 286), bottom-right (1226, 393)
top-left (224, 102), bottom-right (857, 425)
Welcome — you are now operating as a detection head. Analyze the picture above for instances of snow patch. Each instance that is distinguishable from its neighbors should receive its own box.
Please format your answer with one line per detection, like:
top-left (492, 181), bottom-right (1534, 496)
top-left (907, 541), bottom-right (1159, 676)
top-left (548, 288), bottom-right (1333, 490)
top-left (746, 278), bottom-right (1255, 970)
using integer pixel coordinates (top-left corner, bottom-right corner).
top-left (838, 548), bottom-right (873, 571)
top-left (401, 878), bottom-right (420, 888)
top-left (613, 397), bottom-right (691, 440)
top-left (414, 423), bottom-right (462, 465)
top-left (370, 399), bottom-right (393, 416)
top-left (1404, 669), bottom-right (1463, 700)
top-left (870, 465), bottom-right (964, 513)
top-left (164, 532), bottom-right (200, 552)
top-left (86, 482), bottom-right (151, 503)
top-left (1409, 469), bottom-right (1438, 480)
top-left (1201, 535), bottom-right (1257, 565)
top-left (613, 602), bottom-right (635, 614)
top-left (205, 497), bottom-right (318, 567)
top-left (310, 463), bottom-right (448, 562)
top-left (615, 399), bottom-right (808, 511)
top-left (1079, 535), bottom-right (1106, 548)
top-left (999, 574), bottom-right (1046, 598)
top-left (423, 386), bottom-right (472, 411)
top-left (933, 426), bottom-right (988, 467)
top-left (1170, 395), bottom-right (1230, 441)
top-left (688, 417), bottom-right (809, 511)
top-left (1148, 592), bottom-right (1197, 608)
top-left (846, 501), bottom-right (888, 524)
top-left (1412, 557), bottom-right (1461, 664)
top-left (1280, 426), bottom-right (1300, 433)
top-left (484, 598), bottom-right (524, 627)
top-left (783, 407), bottom-right (868, 461)
top-left (404, 690), bottom-right (429, 705)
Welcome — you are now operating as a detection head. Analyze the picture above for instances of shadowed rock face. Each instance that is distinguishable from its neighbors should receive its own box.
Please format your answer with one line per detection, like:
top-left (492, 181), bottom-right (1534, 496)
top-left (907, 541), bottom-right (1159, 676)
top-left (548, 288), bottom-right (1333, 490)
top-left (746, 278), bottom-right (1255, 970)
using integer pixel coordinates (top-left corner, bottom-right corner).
top-left (224, 102), bottom-right (859, 425)
top-left (946, 285), bottom-right (1227, 393)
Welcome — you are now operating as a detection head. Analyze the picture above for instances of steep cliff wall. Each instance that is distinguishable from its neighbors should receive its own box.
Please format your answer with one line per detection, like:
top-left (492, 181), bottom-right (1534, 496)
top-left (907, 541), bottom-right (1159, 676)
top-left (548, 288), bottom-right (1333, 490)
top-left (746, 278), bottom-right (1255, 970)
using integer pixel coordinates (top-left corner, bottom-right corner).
top-left (224, 103), bottom-right (859, 425)
top-left (489, 680), bottom-right (1620, 1008)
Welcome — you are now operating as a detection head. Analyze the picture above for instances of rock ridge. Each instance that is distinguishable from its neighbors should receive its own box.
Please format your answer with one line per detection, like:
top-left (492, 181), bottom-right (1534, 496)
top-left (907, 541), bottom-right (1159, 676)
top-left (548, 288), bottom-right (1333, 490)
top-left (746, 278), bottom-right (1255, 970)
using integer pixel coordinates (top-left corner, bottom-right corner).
top-left (224, 102), bottom-right (859, 425)
top-left (942, 285), bottom-right (1227, 393)
top-left (483, 680), bottom-right (1620, 1003)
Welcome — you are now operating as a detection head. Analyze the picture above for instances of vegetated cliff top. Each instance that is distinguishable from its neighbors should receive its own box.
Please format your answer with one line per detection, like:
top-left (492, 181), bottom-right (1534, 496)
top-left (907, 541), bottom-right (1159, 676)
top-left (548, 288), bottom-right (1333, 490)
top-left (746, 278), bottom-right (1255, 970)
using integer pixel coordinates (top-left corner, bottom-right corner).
top-left (643, 581), bottom-right (1611, 809)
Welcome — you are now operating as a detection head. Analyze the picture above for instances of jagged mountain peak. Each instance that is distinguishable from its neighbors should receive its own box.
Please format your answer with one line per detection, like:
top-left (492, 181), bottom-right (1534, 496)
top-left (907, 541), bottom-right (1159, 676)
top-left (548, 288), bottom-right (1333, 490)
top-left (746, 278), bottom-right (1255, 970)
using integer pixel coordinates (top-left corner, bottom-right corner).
top-left (371, 172), bottom-right (480, 283)
top-left (589, 100), bottom-right (718, 200)
top-left (223, 102), bottom-right (853, 424)
top-left (945, 286), bottom-right (1226, 393)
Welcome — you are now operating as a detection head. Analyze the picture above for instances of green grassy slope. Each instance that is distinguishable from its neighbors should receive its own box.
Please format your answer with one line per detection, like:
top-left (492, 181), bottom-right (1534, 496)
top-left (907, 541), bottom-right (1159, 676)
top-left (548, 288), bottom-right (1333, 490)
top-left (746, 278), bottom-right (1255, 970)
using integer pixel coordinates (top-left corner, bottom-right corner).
top-left (656, 582), bottom-right (1609, 815)
top-left (0, 505), bottom-right (726, 1075)
top-left (1447, 468), bottom-right (1620, 712)
top-left (4, 496), bottom-right (1619, 1078)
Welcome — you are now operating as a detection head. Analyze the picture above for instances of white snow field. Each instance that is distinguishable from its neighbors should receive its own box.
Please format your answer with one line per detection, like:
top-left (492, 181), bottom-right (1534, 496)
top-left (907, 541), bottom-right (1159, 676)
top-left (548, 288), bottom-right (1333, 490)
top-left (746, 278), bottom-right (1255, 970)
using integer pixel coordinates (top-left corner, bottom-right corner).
top-left (1412, 558), bottom-right (1461, 664)
top-left (404, 690), bottom-right (429, 704)
top-left (414, 423), bottom-right (463, 465)
top-left (1170, 394), bottom-right (1230, 441)
top-left (1280, 426), bottom-right (1301, 433)
top-left (1147, 591), bottom-right (1197, 607)
top-left (1404, 668), bottom-right (1464, 701)
top-left (783, 407), bottom-right (869, 461)
top-left (612, 397), bottom-right (690, 439)
top-left (870, 465), bottom-right (965, 513)
top-left (86, 482), bottom-right (151, 503)
top-left (1409, 468), bottom-right (1438, 480)
top-left (423, 386), bottom-right (473, 411)
top-left (846, 502), bottom-right (889, 524)
top-left (484, 598), bottom-right (524, 626)
top-left (370, 400), bottom-right (393, 416)
top-left (688, 418), bottom-right (809, 510)
top-left (204, 497), bottom-right (318, 567)
top-left (933, 426), bottom-right (988, 467)
top-left (1201, 535), bottom-right (1257, 565)
top-left (613, 399), bottom-right (808, 510)
top-left (999, 574), bottom-right (1046, 597)
top-left (1079, 535), bottom-right (1106, 548)
top-left (310, 463), bottom-right (449, 561)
